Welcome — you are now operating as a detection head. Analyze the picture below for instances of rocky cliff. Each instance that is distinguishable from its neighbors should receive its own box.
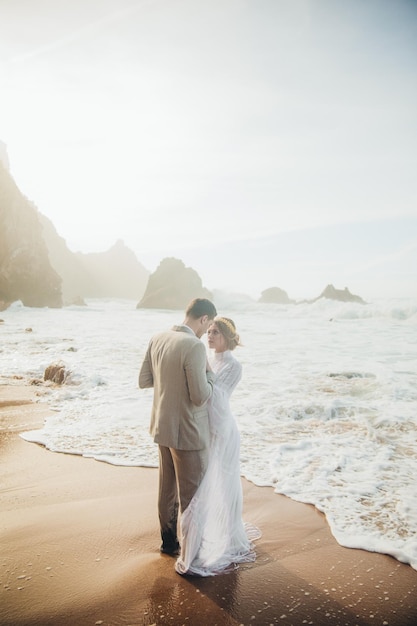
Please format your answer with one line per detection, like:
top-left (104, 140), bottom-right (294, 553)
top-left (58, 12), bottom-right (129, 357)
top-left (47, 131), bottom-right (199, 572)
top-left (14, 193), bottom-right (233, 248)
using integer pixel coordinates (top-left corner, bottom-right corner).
top-left (0, 140), bottom-right (10, 171)
top-left (1, 156), bottom-right (149, 309)
top-left (40, 213), bottom-right (149, 303)
top-left (137, 257), bottom-right (212, 310)
top-left (75, 239), bottom-right (149, 301)
top-left (38, 213), bottom-right (91, 304)
top-left (0, 161), bottom-right (62, 309)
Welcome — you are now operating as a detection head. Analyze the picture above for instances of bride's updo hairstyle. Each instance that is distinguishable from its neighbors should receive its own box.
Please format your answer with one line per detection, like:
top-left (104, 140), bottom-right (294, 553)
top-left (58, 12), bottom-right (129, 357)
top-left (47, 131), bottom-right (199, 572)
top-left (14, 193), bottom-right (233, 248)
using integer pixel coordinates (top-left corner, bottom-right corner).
top-left (214, 317), bottom-right (241, 351)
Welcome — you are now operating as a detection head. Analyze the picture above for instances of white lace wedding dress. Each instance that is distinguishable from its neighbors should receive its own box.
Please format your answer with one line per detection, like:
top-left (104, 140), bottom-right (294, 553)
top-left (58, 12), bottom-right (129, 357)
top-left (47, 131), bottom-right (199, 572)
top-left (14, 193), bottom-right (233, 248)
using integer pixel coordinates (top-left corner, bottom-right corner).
top-left (175, 350), bottom-right (261, 576)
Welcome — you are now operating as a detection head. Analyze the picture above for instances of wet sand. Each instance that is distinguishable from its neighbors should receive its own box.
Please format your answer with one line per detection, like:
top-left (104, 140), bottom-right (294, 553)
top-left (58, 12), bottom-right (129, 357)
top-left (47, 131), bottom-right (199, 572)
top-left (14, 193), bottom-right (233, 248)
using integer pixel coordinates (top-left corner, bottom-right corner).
top-left (1, 384), bottom-right (417, 626)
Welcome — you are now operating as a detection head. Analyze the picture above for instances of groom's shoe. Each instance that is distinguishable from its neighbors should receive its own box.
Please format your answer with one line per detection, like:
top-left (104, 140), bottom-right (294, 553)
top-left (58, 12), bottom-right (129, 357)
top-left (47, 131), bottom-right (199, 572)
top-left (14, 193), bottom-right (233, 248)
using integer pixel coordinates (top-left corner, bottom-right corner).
top-left (160, 542), bottom-right (180, 556)
top-left (160, 529), bottom-right (180, 555)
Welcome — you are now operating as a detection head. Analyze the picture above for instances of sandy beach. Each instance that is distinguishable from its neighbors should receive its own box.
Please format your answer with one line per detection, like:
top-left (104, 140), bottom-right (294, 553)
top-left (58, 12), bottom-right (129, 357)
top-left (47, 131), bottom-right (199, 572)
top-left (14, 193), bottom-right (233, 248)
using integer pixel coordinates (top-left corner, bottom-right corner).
top-left (1, 384), bottom-right (417, 626)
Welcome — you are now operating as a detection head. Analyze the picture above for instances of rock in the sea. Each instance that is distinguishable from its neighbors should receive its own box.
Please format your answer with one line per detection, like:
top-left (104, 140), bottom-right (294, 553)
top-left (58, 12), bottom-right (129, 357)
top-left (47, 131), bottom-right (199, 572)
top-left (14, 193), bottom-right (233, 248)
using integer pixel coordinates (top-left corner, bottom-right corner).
top-left (66, 295), bottom-right (87, 306)
top-left (258, 287), bottom-right (293, 304)
top-left (44, 363), bottom-right (68, 384)
top-left (137, 257), bottom-right (213, 310)
top-left (316, 284), bottom-right (366, 304)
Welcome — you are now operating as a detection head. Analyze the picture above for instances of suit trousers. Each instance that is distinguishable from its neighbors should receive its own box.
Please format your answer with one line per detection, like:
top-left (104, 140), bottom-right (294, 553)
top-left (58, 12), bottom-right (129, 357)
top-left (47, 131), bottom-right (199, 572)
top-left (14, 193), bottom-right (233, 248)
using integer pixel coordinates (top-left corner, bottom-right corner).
top-left (158, 444), bottom-right (209, 551)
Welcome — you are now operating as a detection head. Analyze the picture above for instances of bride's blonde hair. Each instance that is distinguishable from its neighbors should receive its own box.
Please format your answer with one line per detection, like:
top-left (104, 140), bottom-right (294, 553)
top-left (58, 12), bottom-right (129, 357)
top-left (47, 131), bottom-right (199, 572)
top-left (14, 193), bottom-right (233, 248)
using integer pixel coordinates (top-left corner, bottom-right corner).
top-left (213, 317), bottom-right (241, 351)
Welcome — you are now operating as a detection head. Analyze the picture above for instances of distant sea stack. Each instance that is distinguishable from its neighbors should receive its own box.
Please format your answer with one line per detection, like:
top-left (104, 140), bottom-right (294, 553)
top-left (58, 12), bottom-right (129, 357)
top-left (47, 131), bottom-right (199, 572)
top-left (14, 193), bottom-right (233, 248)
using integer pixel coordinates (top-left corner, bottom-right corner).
top-left (315, 284), bottom-right (366, 304)
top-left (258, 287), bottom-right (293, 304)
top-left (0, 160), bottom-right (62, 309)
top-left (137, 257), bottom-right (212, 310)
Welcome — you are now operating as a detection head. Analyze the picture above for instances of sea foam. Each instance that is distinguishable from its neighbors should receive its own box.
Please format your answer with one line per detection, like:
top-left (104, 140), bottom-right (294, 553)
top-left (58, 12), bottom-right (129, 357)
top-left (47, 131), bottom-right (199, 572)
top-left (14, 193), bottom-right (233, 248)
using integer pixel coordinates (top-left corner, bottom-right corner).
top-left (1, 297), bottom-right (416, 569)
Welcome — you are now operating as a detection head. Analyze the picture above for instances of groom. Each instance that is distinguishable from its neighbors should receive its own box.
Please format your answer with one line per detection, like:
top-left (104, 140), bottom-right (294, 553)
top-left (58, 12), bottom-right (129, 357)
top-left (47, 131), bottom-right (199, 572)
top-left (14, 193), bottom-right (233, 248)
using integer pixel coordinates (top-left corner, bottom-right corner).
top-left (139, 297), bottom-right (217, 555)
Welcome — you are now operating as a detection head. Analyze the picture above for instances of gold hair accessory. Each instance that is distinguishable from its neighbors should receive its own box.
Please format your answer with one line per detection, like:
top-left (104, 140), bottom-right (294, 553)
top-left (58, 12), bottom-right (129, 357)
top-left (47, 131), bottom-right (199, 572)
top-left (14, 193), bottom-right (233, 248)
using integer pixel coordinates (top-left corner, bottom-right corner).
top-left (216, 317), bottom-right (236, 336)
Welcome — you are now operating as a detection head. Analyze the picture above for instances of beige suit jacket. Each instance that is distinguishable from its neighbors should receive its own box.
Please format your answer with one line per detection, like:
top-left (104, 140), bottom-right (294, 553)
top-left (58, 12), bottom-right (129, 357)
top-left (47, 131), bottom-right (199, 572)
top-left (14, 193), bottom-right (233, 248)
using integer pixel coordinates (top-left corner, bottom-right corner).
top-left (139, 325), bottom-right (215, 450)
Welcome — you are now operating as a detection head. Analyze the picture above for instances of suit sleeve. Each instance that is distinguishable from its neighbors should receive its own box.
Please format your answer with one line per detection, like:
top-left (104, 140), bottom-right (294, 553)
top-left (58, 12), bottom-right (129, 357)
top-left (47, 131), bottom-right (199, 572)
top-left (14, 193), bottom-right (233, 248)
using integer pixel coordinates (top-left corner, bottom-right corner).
top-left (185, 342), bottom-right (215, 407)
top-left (138, 345), bottom-right (154, 388)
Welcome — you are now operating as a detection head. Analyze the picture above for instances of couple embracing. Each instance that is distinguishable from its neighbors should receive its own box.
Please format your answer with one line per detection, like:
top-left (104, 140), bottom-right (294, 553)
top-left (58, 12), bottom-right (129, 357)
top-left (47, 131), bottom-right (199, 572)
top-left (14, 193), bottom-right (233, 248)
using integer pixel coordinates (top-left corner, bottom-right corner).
top-left (139, 298), bottom-right (260, 577)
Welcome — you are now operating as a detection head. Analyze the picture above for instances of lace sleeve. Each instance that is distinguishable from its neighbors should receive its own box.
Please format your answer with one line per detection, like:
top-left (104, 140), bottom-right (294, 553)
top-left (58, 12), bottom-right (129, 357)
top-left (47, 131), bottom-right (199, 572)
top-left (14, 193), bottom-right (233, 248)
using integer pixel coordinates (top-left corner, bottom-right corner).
top-left (215, 359), bottom-right (242, 396)
top-left (208, 358), bottom-right (242, 436)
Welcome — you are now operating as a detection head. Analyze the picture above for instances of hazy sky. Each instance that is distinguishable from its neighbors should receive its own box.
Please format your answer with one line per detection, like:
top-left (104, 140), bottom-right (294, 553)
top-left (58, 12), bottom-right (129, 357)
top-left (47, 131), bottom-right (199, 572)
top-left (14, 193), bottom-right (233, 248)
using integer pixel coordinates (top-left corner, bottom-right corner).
top-left (1, 0), bottom-right (416, 298)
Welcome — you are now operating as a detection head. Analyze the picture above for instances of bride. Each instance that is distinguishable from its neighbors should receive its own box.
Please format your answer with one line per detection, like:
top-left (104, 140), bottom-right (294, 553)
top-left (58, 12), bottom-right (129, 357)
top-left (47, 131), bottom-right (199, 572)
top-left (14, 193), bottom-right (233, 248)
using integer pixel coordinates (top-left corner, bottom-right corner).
top-left (175, 316), bottom-right (261, 576)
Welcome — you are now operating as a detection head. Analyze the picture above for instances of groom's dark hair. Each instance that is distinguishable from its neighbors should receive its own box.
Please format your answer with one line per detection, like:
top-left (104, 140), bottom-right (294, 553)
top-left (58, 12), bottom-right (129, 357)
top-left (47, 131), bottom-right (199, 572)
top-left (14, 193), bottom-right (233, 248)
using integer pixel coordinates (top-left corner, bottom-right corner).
top-left (186, 298), bottom-right (217, 320)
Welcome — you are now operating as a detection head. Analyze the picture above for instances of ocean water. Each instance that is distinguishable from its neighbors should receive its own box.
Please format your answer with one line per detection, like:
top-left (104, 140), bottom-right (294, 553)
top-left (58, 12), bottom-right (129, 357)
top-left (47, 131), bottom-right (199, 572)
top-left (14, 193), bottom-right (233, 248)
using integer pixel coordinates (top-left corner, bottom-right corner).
top-left (1, 297), bottom-right (417, 571)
